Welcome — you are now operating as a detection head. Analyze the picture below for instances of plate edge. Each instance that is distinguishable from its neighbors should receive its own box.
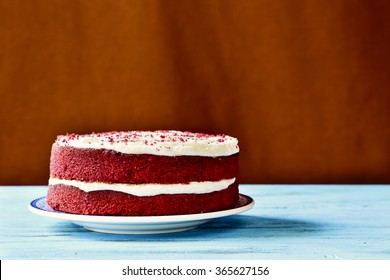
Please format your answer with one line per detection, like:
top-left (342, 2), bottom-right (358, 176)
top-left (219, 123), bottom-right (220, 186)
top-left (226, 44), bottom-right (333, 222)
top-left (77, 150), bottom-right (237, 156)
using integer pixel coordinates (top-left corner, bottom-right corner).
top-left (28, 194), bottom-right (255, 223)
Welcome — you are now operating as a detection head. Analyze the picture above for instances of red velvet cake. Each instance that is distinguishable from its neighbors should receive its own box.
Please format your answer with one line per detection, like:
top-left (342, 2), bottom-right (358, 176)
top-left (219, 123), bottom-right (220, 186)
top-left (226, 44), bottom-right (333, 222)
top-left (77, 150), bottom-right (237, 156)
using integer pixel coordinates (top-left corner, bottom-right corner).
top-left (47, 130), bottom-right (239, 216)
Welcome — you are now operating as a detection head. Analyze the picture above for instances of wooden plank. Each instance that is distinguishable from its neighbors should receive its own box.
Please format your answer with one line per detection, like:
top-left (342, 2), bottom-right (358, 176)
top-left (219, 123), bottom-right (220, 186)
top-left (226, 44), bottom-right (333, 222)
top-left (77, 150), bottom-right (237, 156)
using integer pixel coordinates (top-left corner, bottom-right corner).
top-left (0, 185), bottom-right (389, 259)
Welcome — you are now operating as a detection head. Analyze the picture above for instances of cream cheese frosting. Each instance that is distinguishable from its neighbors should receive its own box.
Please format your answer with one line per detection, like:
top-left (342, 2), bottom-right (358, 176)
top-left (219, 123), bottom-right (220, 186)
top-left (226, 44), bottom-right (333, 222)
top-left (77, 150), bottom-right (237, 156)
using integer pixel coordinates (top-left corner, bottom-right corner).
top-left (49, 177), bottom-right (236, 196)
top-left (55, 130), bottom-right (239, 157)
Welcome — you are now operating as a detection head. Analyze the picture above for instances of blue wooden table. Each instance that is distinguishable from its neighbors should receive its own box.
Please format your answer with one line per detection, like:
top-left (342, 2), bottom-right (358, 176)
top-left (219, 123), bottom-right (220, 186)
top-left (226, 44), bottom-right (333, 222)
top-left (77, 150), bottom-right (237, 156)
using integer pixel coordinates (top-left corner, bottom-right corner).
top-left (0, 185), bottom-right (389, 260)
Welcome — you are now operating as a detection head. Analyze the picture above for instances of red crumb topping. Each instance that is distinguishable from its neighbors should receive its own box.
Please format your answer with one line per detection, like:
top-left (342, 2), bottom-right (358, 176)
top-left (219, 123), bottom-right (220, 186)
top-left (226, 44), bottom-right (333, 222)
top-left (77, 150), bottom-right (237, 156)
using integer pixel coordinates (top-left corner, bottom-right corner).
top-left (55, 130), bottom-right (236, 147)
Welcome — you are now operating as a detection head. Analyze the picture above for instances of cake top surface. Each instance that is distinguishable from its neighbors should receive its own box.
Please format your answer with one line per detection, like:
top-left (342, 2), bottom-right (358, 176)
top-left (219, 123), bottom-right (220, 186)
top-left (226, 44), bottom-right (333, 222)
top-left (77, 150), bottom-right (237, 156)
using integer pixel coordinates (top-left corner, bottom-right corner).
top-left (55, 130), bottom-right (239, 156)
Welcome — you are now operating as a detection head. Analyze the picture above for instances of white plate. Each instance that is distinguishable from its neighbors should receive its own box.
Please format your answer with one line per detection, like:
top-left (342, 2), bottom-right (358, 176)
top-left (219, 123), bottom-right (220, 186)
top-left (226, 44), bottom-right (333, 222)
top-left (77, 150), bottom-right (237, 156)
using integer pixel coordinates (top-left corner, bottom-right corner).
top-left (29, 194), bottom-right (254, 234)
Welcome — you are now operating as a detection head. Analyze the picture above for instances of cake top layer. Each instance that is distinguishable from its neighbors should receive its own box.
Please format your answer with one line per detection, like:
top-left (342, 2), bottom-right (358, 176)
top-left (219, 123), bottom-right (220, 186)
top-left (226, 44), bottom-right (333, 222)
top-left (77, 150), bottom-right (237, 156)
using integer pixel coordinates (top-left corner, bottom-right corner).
top-left (55, 130), bottom-right (239, 157)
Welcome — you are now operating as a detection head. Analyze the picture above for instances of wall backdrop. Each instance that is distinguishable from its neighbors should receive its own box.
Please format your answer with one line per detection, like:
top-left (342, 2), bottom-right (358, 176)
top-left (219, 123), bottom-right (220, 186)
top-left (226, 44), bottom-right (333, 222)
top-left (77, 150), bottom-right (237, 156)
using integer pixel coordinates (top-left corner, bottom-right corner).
top-left (1, 0), bottom-right (390, 185)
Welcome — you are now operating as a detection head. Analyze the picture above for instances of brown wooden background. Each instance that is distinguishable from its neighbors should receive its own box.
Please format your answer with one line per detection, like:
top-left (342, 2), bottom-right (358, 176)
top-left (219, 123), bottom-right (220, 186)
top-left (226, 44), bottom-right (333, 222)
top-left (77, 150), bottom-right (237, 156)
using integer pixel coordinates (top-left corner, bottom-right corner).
top-left (1, 0), bottom-right (390, 185)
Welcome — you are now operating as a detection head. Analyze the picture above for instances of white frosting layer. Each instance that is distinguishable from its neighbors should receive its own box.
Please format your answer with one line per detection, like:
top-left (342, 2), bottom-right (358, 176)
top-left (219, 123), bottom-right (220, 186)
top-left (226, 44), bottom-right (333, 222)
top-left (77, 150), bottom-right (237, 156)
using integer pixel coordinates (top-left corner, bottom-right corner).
top-left (49, 177), bottom-right (236, 197)
top-left (55, 130), bottom-right (239, 157)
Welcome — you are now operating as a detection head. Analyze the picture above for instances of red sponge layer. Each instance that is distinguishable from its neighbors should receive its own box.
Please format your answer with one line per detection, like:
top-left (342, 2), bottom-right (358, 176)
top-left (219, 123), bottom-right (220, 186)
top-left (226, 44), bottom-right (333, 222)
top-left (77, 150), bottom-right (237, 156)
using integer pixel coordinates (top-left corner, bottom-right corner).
top-left (50, 144), bottom-right (239, 184)
top-left (47, 182), bottom-right (239, 216)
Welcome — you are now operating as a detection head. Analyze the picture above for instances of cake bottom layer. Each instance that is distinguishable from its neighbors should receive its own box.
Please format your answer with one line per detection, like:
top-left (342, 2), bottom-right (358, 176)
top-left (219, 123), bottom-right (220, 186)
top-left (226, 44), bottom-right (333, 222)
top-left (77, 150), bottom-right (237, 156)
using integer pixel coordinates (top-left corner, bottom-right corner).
top-left (47, 183), bottom-right (239, 216)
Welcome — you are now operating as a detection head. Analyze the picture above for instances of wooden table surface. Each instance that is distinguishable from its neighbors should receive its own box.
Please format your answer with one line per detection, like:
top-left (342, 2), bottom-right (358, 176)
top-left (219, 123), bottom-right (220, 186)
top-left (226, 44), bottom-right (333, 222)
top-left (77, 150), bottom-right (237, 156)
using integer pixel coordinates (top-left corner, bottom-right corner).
top-left (0, 185), bottom-right (389, 260)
